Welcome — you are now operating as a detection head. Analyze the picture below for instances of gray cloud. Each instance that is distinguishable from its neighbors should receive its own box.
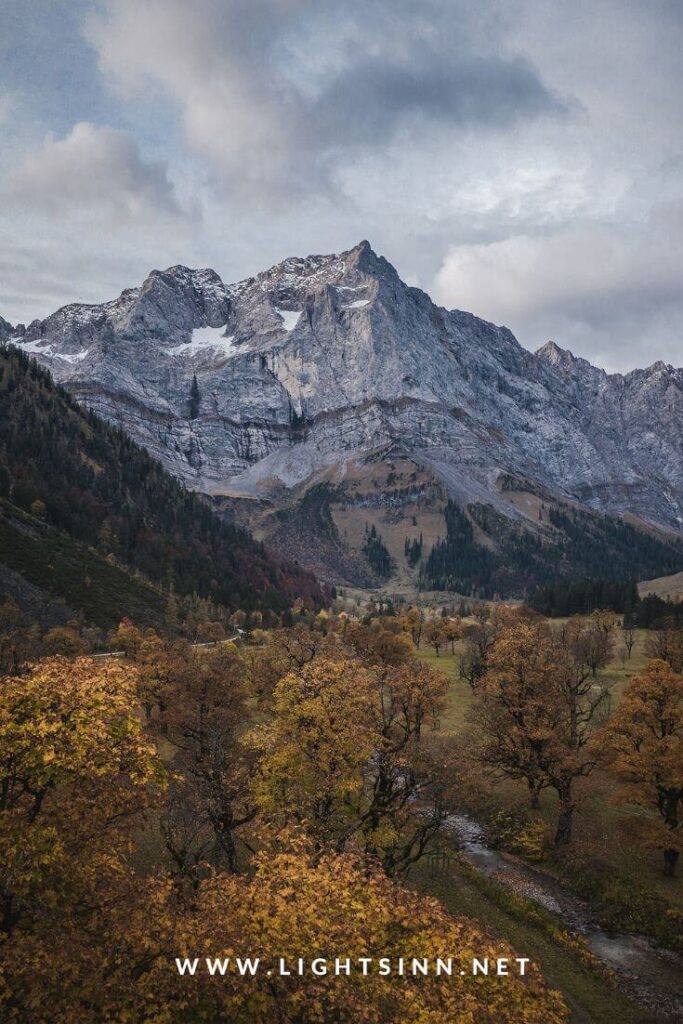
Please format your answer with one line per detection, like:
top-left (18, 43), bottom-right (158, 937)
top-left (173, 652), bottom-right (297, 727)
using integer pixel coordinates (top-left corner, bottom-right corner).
top-left (5, 122), bottom-right (183, 219)
top-left (0, 0), bottom-right (682, 372)
top-left (434, 206), bottom-right (683, 372)
top-left (308, 46), bottom-right (567, 148)
top-left (83, 0), bottom-right (569, 193)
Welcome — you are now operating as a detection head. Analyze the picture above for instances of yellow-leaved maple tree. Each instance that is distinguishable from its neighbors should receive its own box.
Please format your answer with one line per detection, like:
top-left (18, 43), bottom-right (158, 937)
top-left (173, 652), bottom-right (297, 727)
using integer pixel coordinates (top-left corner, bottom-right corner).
top-left (0, 656), bottom-right (161, 939)
top-left (605, 659), bottom-right (683, 875)
top-left (4, 837), bottom-right (568, 1024)
top-left (472, 620), bottom-right (611, 845)
top-left (252, 656), bottom-right (453, 874)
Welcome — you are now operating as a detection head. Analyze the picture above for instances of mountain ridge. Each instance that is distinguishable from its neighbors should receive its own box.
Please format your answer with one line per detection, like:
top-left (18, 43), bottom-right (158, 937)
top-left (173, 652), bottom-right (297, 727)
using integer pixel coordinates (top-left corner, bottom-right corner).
top-left (3, 240), bottom-right (683, 593)
top-left (5, 243), bottom-right (679, 376)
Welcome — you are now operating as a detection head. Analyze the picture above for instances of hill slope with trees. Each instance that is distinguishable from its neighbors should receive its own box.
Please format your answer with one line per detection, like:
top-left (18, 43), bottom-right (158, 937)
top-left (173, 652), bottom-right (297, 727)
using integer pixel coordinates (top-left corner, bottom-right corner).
top-left (422, 499), bottom-right (683, 598)
top-left (0, 346), bottom-right (321, 625)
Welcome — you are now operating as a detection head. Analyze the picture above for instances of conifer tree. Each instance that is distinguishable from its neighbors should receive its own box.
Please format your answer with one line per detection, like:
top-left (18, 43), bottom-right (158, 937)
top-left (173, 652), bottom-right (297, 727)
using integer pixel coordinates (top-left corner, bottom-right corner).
top-left (189, 374), bottom-right (200, 419)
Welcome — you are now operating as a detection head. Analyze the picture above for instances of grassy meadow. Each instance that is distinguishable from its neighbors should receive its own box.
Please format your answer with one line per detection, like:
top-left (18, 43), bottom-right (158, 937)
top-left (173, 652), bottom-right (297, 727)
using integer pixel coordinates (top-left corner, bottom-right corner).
top-left (418, 626), bottom-right (682, 909)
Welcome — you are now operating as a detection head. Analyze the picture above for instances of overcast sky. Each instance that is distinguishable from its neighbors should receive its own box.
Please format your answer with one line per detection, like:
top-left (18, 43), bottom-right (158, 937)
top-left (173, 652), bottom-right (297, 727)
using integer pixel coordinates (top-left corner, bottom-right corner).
top-left (1, 0), bottom-right (681, 372)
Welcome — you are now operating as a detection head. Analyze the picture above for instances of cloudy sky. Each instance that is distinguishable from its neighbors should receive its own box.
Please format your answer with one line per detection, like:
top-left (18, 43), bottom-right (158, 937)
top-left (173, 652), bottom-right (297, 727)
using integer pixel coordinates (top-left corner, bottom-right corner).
top-left (1, 0), bottom-right (681, 372)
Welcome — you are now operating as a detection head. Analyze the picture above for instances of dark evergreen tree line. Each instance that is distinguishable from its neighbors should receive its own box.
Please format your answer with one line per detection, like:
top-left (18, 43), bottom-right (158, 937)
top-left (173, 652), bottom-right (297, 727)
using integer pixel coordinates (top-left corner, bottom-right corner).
top-left (633, 593), bottom-right (683, 629)
top-left (528, 579), bottom-right (639, 617)
top-left (362, 524), bottom-right (394, 579)
top-left (528, 579), bottom-right (683, 628)
top-left (422, 498), bottom-right (683, 598)
top-left (404, 533), bottom-right (423, 566)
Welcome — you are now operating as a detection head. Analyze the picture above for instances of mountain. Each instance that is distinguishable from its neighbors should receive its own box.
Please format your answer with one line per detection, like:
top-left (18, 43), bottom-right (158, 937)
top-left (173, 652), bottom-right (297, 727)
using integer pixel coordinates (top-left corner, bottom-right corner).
top-left (0, 346), bottom-right (321, 626)
top-left (4, 241), bottom-right (683, 595)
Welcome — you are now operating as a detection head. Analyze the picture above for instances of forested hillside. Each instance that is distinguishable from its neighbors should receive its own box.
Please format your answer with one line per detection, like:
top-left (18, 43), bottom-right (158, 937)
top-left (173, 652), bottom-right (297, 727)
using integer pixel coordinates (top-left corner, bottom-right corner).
top-left (423, 499), bottom-right (683, 598)
top-left (0, 346), bottom-right (321, 622)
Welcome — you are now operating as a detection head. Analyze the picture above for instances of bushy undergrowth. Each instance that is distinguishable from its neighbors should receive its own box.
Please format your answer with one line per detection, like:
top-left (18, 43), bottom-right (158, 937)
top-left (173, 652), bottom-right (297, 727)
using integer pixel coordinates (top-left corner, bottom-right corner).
top-left (564, 858), bottom-right (683, 953)
top-left (486, 808), bottom-right (551, 862)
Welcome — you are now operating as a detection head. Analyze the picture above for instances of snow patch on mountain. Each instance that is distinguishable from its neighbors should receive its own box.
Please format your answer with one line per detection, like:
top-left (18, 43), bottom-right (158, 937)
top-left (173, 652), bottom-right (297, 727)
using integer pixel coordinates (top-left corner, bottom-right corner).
top-left (13, 337), bottom-right (90, 364)
top-left (163, 326), bottom-right (236, 358)
top-left (274, 308), bottom-right (303, 332)
top-left (58, 349), bottom-right (90, 364)
top-left (14, 338), bottom-right (54, 356)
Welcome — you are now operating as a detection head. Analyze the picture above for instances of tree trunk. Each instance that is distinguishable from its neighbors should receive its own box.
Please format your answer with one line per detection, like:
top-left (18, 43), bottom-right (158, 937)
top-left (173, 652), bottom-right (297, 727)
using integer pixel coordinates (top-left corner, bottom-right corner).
top-left (554, 787), bottom-right (574, 846)
top-left (1, 890), bottom-right (16, 937)
top-left (212, 809), bottom-right (239, 873)
top-left (663, 848), bottom-right (679, 877)
top-left (528, 778), bottom-right (542, 810)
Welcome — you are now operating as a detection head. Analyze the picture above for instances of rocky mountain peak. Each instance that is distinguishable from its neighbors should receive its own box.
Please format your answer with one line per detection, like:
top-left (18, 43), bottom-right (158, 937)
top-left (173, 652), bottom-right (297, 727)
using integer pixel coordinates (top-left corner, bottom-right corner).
top-left (125, 264), bottom-right (231, 333)
top-left (4, 243), bottom-right (683, 538)
top-left (536, 339), bottom-right (609, 391)
top-left (644, 359), bottom-right (674, 376)
top-left (233, 239), bottom-right (389, 300)
top-left (0, 315), bottom-right (15, 341)
top-left (536, 340), bottom-right (572, 365)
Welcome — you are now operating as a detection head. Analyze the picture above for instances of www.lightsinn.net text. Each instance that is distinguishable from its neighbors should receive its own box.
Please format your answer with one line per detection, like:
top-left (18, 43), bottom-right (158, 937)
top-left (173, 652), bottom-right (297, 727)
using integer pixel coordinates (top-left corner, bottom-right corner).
top-left (175, 956), bottom-right (531, 978)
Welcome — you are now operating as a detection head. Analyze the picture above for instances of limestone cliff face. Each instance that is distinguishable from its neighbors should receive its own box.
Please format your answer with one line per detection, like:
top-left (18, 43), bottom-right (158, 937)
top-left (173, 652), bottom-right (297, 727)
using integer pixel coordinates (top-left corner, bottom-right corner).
top-left (5, 240), bottom-right (683, 534)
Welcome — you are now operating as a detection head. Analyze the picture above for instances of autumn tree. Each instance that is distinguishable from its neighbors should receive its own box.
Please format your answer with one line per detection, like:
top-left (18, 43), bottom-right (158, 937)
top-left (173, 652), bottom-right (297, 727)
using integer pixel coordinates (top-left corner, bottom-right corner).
top-left (244, 623), bottom-right (339, 705)
top-left (363, 660), bottom-right (454, 875)
top-left (40, 625), bottom-right (89, 657)
top-left (253, 656), bottom-right (452, 874)
top-left (605, 660), bottom-right (683, 876)
top-left (159, 843), bottom-right (568, 1024)
top-left (252, 658), bottom-right (375, 842)
top-left (592, 608), bottom-right (618, 639)
top-left (0, 601), bottom-right (39, 673)
top-left (109, 618), bottom-right (145, 657)
top-left (442, 616), bottom-right (463, 654)
top-left (0, 655), bottom-right (163, 1023)
top-left (342, 619), bottom-right (414, 666)
top-left (131, 631), bottom-right (186, 722)
top-left (194, 619), bottom-right (227, 642)
top-left (0, 657), bottom-right (160, 938)
top-left (622, 624), bottom-right (636, 659)
top-left (459, 617), bottom-right (498, 689)
top-left (582, 614), bottom-right (615, 676)
top-left (471, 620), bottom-right (559, 810)
top-left (645, 625), bottom-right (683, 672)
top-left (402, 606), bottom-right (424, 649)
top-left (550, 617), bottom-right (614, 843)
top-left (424, 620), bottom-right (446, 657)
top-left (3, 840), bottom-right (567, 1024)
top-left (159, 643), bottom-right (255, 874)
top-left (473, 620), bottom-right (611, 844)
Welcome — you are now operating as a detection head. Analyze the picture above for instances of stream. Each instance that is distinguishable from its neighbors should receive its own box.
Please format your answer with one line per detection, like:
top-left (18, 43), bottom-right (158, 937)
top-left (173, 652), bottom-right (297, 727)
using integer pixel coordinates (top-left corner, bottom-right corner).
top-left (443, 814), bottom-right (683, 1020)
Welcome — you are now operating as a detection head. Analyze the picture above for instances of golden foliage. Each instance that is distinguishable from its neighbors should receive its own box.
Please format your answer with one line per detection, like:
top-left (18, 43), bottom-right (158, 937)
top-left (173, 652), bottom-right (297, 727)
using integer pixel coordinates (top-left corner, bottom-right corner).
top-left (472, 620), bottom-right (611, 844)
top-left (5, 840), bottom-right (567, 1023)
top-left (0, 647), bottom-right (568, 1023)
top-left (605, 659), bottom-right (683, 874)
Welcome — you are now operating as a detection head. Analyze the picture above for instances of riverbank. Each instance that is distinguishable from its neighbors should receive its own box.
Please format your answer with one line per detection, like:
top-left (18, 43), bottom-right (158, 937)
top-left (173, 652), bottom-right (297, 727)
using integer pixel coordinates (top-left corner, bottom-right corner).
top-left (413, 831), bottom-right (682, 1020)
